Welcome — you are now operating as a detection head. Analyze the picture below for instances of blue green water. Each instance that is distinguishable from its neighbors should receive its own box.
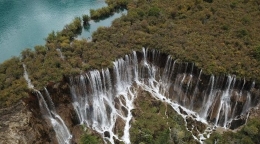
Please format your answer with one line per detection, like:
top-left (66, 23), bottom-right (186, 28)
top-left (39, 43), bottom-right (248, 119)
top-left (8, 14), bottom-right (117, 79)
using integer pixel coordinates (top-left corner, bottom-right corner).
top-left (0, 0), bottom-right (124, 63)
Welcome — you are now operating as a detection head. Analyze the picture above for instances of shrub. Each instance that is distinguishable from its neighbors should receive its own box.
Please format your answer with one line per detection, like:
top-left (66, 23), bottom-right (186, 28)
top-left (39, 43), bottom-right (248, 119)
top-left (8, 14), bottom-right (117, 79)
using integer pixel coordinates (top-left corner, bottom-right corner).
top-left (237, 29), bottom-right (248, 38)
top-left (148, 7), bottom-right (160, 17)
top-left (254, 45), bottom-right (260, 60)
top-left (80, 133), bottom-right (102, 144)
top-left (82, 14), bottom-right (90, 24)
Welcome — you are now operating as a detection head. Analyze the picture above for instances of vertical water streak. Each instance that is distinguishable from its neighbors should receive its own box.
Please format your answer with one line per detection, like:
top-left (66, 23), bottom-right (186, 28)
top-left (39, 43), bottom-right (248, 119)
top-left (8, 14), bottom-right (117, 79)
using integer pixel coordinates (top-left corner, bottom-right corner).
top-left (56, 48), bottom-right (65, 60)
top-left (132, 51), bottom-right (139, 81)
top-left (160, 56), bottom-right (173, 97)
top-left (36, 90), bottom-right (72, 144)
top-left (200, 75), bottom-right (215, 119)
top-left (185, 63), bottom-right (194, 99)
top-left (44, 87), bottom-right (56, 113)
top-left (214, 76), bottom-right (233, 127)
top-left (190, 69), bottom-right (202, 110)
top-left (68, 49), bottom-right (258, 143)
top-left (23, 63), bottom-right (72, 144)
top-left (22, 64), bottom-right (34, 89)
top-left (229, 78), bottom-right (247, 120)
top-left (69, 54), bottom-right (140, 144)
top-left (241, 81), bottom-right (255, 115)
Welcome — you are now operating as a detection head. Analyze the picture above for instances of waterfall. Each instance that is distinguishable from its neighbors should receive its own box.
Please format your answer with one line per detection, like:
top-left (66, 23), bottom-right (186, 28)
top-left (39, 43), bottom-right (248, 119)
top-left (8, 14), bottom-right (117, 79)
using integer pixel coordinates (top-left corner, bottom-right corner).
top-left (70, 57), bottom-right (137, 144)
top-left (69, 48), bottom-right (259, 143)
top-left (23, 64), bottom-right (72, 144)
top-left (56, 48), bottom-right (65, 60)
top-left (22, 64), bottom-right (34, 89)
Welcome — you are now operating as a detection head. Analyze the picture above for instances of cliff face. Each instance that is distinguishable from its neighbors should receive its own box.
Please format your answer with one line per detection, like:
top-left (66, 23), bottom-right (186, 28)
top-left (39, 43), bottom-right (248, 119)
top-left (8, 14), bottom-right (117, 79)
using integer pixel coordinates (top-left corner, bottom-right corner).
top-left (1, 50), bottom-right (260, 144)
top-left (43, 81), bottom-right (82, 143)
top-left (0, 79), bottom-right (79, 144)
top-left (0, 75), bottom-right (103, 144)
top-left (0, 100), bottom-right (55, 144)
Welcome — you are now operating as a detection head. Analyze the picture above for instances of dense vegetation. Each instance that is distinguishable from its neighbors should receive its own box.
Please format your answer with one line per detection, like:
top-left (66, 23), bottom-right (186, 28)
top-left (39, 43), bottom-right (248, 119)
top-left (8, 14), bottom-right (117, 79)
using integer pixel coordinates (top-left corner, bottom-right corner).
top-left (0, 57), bottom-right (28, 107)
top-left (0, 0), bottom-right (260, 143)
top-left (130, 90), bottom-right (198, 144)
top-left (90, 0), bottom-right (127, 20)
top-left (1, 0), bottom-right (260, 107)
top-left (80, 131), bottom-right (103, 144)
top-left (205, 118), bottom-right (260, 144)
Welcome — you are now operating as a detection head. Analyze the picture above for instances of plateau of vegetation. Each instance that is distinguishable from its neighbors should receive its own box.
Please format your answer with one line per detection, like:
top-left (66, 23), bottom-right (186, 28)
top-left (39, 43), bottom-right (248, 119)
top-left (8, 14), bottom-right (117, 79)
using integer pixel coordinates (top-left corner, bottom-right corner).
top-left (0, 0), bottom-right (260, 143)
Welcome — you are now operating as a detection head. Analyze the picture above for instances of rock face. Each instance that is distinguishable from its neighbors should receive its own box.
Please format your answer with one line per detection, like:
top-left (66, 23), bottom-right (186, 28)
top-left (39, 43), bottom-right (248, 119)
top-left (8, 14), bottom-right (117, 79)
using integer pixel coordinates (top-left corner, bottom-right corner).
top-left (0, 79), bottom-right (81, 144)
top-left (0, 101), bottom-right (55, 144)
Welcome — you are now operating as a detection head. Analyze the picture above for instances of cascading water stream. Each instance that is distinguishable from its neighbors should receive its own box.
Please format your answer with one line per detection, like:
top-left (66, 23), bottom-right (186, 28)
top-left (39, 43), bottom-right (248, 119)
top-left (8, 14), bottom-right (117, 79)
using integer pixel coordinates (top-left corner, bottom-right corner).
top-left (56, 48), bottom-right (65, 60)
top-left (69, 48), bottom-right (259, 143)
top-left (23, 64), bottom-right (72, 144)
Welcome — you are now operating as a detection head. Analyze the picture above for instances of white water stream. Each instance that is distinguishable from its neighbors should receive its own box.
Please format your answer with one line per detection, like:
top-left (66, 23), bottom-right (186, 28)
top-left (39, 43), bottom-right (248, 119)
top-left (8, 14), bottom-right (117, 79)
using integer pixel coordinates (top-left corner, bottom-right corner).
top-left (23, 64), bottom-right (72, 144)
top-left (69, 48), bottom-right (257, 143)
top-left (22, 47), bottom-right (258, 144)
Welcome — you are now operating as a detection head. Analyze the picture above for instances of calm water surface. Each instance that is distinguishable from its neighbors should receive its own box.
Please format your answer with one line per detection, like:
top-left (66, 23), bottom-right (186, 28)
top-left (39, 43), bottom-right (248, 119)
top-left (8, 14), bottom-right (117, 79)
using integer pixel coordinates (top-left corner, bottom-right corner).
top-left (0, 0), bottom-right (113, 63)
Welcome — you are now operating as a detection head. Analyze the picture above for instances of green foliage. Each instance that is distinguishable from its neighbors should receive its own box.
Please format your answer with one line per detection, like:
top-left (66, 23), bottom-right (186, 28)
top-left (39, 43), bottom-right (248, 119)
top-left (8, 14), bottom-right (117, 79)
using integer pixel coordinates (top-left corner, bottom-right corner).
top-left (154, 129), bottom-right (171, 144)
top-left (237, 29), bottom-right (248, 38)
top-left (241, 16), bottom-right (251, 25)
top-left (82, 14), bottom-right (90, 24)
top-left (46, 31), bottom-right (56, 43)
top-left (80, 133), bottom-right (102, 144)
top-left (106, 0), bottom-right (128, 8)
top-left (0, 1), bottom-right (260, 130)
top-left (221, 25), bottom-right (229, 31)
top-left (130, 91), bottom-right (198, 144)
top-left (0, 57), bottom-right (28, 107)
top-left (61, 17), bottom-right (82, 39)
top-left (254, 45), bottom-right (260, 60)
top-left (0, 1), bottom-right (260, 144)
top-left (12, 0), bottom-right (260, 95)
top-left (90, 7), bottom-right (113, 20)
top-left (205, 118), bottom-right (260, 144)
top-left (90, 0), bottom-right (128, 20)
top-left (148, 7), bottom-right (160, 17)
top-left (34, 45), bottom-right (47, 55)
top-left (230, 2), bottom-right (237, 9)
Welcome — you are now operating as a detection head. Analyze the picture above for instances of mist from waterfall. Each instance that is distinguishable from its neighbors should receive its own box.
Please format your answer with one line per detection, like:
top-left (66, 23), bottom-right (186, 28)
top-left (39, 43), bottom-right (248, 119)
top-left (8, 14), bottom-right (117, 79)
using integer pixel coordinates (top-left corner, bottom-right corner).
top-left (69, 48), bottom-right (259, 143)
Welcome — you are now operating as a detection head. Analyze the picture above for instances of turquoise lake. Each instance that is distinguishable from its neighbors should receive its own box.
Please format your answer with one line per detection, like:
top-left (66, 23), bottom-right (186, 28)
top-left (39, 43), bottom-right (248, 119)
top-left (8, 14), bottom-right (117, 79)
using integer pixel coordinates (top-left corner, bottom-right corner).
top-left (0, 0), bottom-right (125, 63)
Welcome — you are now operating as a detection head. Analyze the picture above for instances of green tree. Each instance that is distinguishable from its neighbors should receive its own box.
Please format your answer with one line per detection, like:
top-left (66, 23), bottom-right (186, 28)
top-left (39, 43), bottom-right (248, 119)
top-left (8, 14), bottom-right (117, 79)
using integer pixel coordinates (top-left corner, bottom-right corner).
top-left (80, 132), bottom-right (103, 144)
top-left (148, 7), bottom-right (160, 17)
top-left (82, 14), bottom-right (90, 25)
top-left (254, 45), bottom-right (260, 60)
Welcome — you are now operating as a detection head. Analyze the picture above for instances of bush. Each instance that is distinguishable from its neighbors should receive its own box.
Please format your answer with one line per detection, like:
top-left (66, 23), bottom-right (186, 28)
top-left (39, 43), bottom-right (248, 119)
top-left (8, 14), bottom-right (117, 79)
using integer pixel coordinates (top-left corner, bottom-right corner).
top-left (205, 118), bottom-right (260, 144)
top-left (80, 133), bottom-right (102, 144)
top-left (254, 45), bottom-right (260, 60)
top-left (237, 29), bottom-right (248, 38)
top-left (82, 14), bottom-right (90, 24)
top-left (148, 7), bottom-right (160, 17)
